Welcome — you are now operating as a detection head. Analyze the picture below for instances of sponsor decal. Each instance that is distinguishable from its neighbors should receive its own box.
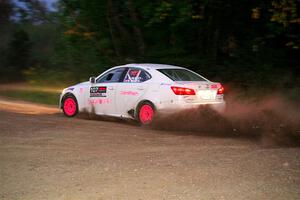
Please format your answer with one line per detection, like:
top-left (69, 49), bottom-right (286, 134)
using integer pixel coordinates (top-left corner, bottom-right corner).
top-left (80, 88), bottom-right (84, 94)
top-left (210, 84), bottom-right (217, 89)
top-left (120, 91), bottom-right (138, 96)
top-left (90, 86), bottom-right (107, 97)
top-left (210, 83), bottom-right (221, 89)
top-left (88, 98), bottom-right (111, 105)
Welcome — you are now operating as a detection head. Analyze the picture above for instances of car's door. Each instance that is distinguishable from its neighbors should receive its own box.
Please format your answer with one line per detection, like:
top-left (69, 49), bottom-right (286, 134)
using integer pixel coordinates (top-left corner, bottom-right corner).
top-left (88, 67), bottom-right (127, 116)
top-left (116, 67), bottom-right (152, 117)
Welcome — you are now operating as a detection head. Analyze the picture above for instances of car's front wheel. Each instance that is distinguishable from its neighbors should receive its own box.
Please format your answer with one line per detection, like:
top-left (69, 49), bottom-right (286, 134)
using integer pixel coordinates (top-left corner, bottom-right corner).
top-left (137, 102), bottom-right (155, 125)
top-left (62, 95), bottom-right (78, 117)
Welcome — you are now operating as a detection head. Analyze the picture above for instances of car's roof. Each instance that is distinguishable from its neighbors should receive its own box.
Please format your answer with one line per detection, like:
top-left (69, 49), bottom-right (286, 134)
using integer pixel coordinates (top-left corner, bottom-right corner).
top-left (124, 63), bottom-right (184, 70)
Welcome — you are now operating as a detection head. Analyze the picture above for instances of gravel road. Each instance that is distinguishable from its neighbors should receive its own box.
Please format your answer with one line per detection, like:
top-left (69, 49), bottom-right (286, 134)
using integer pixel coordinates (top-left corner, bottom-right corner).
top-left (0, 98), bottom-right (299, 200)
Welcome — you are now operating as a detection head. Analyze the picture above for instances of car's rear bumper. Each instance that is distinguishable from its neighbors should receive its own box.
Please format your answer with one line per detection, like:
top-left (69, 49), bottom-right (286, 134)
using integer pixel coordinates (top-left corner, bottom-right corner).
top-left (156, 100), bottom-right (226, 113)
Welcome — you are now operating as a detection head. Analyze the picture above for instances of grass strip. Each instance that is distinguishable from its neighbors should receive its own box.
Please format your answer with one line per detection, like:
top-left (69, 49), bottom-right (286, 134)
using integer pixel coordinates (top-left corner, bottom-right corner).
top-left (0, 90), bottom-right (60, 105)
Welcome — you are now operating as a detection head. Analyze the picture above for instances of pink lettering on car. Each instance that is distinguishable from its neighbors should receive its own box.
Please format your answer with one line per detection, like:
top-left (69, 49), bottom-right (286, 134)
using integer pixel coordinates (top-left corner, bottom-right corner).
top-left (120, 91), bottom-right (138, 96)
top-left (88, 98), bottom-right (111, 105)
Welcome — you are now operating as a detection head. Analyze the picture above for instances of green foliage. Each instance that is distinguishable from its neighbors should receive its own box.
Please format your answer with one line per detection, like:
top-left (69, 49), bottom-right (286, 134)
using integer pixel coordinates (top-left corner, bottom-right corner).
top-left (0, 89), bottom-right (59, 105)
top-left (0, 29), bottom-right (32, 81)
top-left (0, 0), bottom-right (13, 23)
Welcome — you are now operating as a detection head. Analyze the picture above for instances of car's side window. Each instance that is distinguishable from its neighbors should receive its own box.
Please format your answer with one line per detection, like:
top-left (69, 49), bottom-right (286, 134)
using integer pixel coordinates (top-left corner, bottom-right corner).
top-left (139, 70), bottom-right (152, 82)
top-left (97, 68), bottom-right (126, 83)
top-left (123, 68), bottom-right (151, 83)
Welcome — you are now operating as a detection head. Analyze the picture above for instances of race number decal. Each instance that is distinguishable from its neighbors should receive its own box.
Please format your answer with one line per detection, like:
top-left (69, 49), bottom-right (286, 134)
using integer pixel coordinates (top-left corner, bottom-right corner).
top-left (90, 86), bottom-right (107, 97)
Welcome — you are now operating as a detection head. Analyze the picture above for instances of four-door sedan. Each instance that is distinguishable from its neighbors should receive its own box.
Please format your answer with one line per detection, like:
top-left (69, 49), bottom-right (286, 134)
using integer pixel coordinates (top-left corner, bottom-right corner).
top-left (60, 63), bottom-right (225, 124)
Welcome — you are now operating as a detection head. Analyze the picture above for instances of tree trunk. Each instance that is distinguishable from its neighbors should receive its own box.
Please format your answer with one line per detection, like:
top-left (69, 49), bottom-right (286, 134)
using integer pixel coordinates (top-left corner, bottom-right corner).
top-left (107, 0), bottom-right (130, 44)
top-left (106, 1), bottom-right (120, 57)
top-left (211, 28), bottom-right (219, 64)
top-left (127, 0), bottom-right (145, 56)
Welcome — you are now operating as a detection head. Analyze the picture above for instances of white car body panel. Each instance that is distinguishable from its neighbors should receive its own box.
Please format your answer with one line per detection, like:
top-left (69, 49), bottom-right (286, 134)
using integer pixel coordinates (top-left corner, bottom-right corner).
top-left (60, 63), bottom-right (226, 119)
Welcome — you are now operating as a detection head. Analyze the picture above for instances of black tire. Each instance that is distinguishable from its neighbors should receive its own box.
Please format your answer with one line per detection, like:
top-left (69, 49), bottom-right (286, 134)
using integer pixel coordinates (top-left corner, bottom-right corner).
top-left (62, 94), bottom-right (78, 117)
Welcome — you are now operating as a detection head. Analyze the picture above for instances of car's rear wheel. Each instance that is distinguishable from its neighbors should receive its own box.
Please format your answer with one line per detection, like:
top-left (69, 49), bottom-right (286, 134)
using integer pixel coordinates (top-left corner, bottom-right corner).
top-left (62, 95), bottom-right (78, 117)
top-left (137, 102), bottom-right (155, 125)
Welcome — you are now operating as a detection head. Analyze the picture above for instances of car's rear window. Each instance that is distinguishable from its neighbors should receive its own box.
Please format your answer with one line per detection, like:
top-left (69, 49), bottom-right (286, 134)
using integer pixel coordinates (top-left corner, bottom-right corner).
top-left (157, 69), bottom-right (206, 81)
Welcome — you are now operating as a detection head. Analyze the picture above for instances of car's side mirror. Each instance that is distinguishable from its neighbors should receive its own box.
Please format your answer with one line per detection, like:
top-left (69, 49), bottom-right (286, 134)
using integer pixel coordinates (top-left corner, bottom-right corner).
top-left (89, 77), bottom-right (96, 84)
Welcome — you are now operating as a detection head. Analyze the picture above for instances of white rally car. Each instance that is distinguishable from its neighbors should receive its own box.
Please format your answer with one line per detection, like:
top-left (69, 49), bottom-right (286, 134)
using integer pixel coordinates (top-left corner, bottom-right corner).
top-left (60, 63), bottom-right (225, 124)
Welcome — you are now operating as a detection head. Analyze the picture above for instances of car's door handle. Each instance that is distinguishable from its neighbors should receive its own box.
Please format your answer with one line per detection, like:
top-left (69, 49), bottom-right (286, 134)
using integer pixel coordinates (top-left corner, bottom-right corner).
top-left (108, 86), bottom-right (114, 90)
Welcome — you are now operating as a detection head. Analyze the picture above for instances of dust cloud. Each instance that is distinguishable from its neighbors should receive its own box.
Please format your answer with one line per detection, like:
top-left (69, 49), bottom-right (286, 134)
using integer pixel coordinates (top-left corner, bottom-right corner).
top-left (151, 94), bottom-right (300, 147)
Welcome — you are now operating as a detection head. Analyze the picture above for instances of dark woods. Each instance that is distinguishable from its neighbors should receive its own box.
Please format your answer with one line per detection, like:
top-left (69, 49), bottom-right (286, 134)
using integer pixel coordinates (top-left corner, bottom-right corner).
top-left (0, 0), bottom-right (299, 91)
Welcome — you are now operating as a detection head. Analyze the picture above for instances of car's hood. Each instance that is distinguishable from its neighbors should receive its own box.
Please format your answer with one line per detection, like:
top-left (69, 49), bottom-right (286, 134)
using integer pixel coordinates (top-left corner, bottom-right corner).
top-left (62, 81), bottom-right (89, 93)
top-left (70, 81), bottom-right (89, 88)
top-left (76, 81), bottom-right (89, 86)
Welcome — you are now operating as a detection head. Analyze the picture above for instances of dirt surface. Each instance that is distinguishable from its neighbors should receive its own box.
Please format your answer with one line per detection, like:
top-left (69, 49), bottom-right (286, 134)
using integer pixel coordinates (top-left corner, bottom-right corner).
top-left (0, 98), bottom-right (300, 200)
top-left (0, 97), bottom-right (59, 115)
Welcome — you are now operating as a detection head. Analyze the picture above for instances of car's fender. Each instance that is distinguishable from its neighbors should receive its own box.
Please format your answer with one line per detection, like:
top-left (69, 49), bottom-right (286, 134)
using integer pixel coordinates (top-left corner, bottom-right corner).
top-left (132, 82), bottom-right (171, 113)
top-left (60, 82), bottom-right (90, 111)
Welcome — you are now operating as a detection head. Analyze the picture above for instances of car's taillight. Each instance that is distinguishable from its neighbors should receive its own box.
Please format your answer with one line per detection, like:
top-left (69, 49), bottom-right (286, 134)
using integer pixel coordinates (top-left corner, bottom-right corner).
top-left (171, 86), bottom-right (196, 95)
top-left (217, 85), bottom-right (224, 95)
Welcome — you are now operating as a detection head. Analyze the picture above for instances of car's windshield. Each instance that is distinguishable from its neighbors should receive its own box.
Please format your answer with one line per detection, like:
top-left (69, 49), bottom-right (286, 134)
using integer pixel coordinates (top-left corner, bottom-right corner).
top-left (97, 68), bottom-right (126, 83)
top-left (157, 69), bottom-right (206, 81)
